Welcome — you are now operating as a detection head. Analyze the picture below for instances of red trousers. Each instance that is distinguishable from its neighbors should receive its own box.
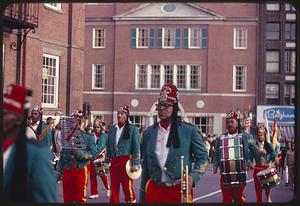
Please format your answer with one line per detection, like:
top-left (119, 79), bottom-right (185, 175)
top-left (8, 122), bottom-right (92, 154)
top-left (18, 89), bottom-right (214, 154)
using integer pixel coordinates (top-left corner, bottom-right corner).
top-left (89, 155), bottom-right (109, 196)
top-left (145, 179), bottom-right (193, 203)
top-left (109, 155), bottom-right (136, 203)
top-left (220, 175), bottom-right (246, 203)
top-left (62, 165), bottom-right (88, 203)
top-left (253, 165), bottom-right (271, 202)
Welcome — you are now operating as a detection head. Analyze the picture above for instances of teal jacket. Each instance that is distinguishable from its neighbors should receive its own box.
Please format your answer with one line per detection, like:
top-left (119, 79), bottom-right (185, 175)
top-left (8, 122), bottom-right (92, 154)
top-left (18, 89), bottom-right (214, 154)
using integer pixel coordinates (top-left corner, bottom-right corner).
top-left (139, 121), bottom-right (208, 202)
top-left (3, 140), bottom-right (57, 202)
top-left (213, 132), bottom-right (260, 170)
top-left (37, 122), bottom-right (53, 148)
top-left (57, 130), bottom-right (97, 176)
top-left (96, 133), bottom-right (108, 154)
top-left (251, 140), bottom-right (277, 166)
top-left (104, 124), bottom-right (141, 166)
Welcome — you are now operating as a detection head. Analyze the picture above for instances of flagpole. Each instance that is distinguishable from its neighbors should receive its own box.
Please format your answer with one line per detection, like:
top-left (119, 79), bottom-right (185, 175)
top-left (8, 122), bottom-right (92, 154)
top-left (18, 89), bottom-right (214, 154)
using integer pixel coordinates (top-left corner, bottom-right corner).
top-left (264, 112), bottom-right (270, 143)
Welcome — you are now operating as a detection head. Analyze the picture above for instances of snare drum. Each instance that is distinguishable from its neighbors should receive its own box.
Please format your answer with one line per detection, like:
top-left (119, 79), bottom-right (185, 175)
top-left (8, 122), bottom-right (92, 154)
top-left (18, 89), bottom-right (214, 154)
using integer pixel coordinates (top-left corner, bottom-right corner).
top-left (256, 168), bottom-right (281, 190)
top-left (93, 158), bottom-right (109, 176)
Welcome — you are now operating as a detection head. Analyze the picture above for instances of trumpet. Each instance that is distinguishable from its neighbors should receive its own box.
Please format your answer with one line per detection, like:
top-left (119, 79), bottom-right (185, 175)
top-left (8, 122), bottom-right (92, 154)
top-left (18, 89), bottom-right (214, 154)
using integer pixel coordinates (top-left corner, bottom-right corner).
top-left (180, 156), bottom-right (191, 203)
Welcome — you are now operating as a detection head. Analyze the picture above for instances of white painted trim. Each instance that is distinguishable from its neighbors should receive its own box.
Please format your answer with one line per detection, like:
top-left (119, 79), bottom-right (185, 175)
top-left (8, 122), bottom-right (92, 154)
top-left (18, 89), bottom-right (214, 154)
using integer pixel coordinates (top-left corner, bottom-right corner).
top-left (41, 53), bottom-right (59, 108)
top-left (233, 65), bottom-right (247, 92)
top-left (233, 28), bottom-right (247, 49)
top-left (92, 64), bottom-right (105, 90)
top-left (83, 91), bottom-right (256, 97)
top-left (92, 28), bottom-right (106, 48)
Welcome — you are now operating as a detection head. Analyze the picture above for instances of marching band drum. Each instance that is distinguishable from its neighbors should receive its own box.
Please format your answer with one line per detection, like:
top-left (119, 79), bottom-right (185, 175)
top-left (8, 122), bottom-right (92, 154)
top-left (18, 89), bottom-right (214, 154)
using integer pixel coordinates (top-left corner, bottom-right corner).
top-left (219, 134), bottom-right (247, 185)
top-left (256, 168), bottom-right (281, 190)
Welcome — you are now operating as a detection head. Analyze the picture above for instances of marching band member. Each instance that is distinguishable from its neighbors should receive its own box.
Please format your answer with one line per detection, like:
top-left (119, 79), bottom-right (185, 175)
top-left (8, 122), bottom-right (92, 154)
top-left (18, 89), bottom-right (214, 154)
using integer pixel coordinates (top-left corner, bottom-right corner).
top-left (3, 84), bottom-right (57, 202)
top-left (251, 126), bottom-right (277, 203)
top-left (104, 104), bottom-right (141, 203)
top-left (30, 104), bottom-right (52, 147)
top-left (212, 111), bottom-right (259, 203)
top-left (88, 118), bottom-right (110, 199)
top-left (139, 83), bottom-right (208, 203)
top-left (56, 109), bottom-right (97, 203)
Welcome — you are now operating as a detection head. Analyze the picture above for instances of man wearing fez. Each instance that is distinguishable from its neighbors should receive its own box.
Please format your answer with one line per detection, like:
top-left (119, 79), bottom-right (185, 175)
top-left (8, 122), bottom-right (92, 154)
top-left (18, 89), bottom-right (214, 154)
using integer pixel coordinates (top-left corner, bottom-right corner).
top-left (29, 104), bottom-right (53, 147)
top-left (3, 84), bottom-right (57, 202)
top-left (56, 109), bottom-right (97, 203)
top-left (104, 104), bottom-right (141, 203)
top-left (212, 111), bottom-right (259, 203)
top-left (139, 83), bottom-right (208, 203)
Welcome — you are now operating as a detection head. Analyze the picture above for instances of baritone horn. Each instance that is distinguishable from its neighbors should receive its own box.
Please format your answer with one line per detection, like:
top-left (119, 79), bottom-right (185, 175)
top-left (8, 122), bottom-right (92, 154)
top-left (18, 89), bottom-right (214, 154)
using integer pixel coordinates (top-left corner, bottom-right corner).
top-left (181, 156), bottom-right (191, 203)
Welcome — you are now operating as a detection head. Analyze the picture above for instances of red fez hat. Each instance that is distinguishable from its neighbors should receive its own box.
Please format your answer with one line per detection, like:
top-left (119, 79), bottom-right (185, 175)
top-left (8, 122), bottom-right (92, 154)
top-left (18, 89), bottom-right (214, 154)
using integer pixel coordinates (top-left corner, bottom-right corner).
top-left (32, 104), bottom-right (43, 115)
top-left (3, 84), bottom-right (28, 115)
top-left (119, 104), bottom-right (129, 115)
top-left (226, 111), bottom-right (238, 120)
top-left (158, 83), bottom-right (178, 105)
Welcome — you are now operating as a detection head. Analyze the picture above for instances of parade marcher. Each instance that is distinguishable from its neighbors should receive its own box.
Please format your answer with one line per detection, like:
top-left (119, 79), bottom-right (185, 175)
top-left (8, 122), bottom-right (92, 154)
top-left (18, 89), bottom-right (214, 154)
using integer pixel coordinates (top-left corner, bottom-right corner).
top-left (251, 126), bottom-right (277, 203)
top-left (3, 84), bottom-right (57, 203)
top-left (30, 104), bottom-right (53, 147)
top-left (56, 109), bottom-right (97, 203)
top-left (284, 141), bottom-right (295, 189)
top-left (104, 104), bottom-right (141, 203)
top-left (139, 83), bottom-right (208, 203)
top-left (212, 111), bottom-right (259, 203)
top-left (88, 118), bottom-right (110, 199)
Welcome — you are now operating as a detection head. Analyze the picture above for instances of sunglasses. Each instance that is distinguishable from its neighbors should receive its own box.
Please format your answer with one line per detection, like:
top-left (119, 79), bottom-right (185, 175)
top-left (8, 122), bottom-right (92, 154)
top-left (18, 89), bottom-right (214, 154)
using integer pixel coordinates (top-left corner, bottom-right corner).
top-left (155, 103), bottom-right (172, 110)
top-left (94, 126), bottom-right (101, 129)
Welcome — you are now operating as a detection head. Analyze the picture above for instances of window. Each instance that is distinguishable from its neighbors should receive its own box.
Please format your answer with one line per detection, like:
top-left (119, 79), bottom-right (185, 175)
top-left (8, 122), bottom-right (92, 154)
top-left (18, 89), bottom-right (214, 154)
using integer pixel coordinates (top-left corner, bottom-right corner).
top-left (135, 64), bottom-right (201, 90)
top-left (234, 28), bottom-right (247, 49)
top-left (92, 64), bottom-right (105, 89)
top-left (284, 84), bottom-right (295, 105)
top-left (266, 23), bottom-right (280, 40)
top-left (137, 64), bottom-right (148, 88)
top-left (42, 54), bottom-right (59, 107)
top-left (192, 117), bottom-right (213, 134)
top-left (285, 23), bottom-right (296, 41)
top-left (137, 28), bottom-right (149, 48)
top-left (190, 65), bottom-right (200, 89)
top-left (93, 28), bottom-right (105, 48)
top-left (285, 3), bottom-right (296, 11)
top-left (164, 64), bottom-right (173, 84)
top-left (44, 3), bottom-right (62, 11)
top-left (233, 65), bottom-right (247, 92)
top-left (150, 64), bottom-right (161, 89)
top-left (189, 28), bottom-right (207, 48)
top-left (266, 83), bottom-right (280, 104)
top-left (129, 115), bottom-right (145, 130)
top-left (163, 28), bottom-right (176, 48)
top-left (284, 50), bottom-right (296, 73)
top-left (266, 51), bottom-right (280, 73)
top-left (177, 65), bottom-right (186, 89)
top-left (266, 3), bottom-right (280, 11)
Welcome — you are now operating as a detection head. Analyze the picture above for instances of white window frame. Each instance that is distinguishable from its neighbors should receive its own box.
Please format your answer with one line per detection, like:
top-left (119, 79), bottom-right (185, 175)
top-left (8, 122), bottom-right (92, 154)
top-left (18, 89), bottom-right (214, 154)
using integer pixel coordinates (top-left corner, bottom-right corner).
top-left (135, 64), bottom-right (201, 90)
top-left (129, 115), bottom-right (145, 129)
top-left (266, 51), bottom-right (280, 73)
top-left (42, 53), bottom-right (59, 108)
top-left (266, 83), bottom-right (280, 103)
top-left (92, 64), bottom-right (105, 89)
top-left (137, 28), bottom-right (149, 48)
top-left (189, 28), bottom-right (201, 48)
top-left (192, 116), bottom-right (214, 134)
top-left (266, 3), bottom-right (280, 11)
top-left (44, 3), bottom-right (62, 12)
top-left (162, 28), bottom-right (176, 48)
top-left (92, 28), bottom-right (106, 48)
top-left (150, 64), bottom-right (161, 89)
top-left (233, 65), bottom-right (247, 92)
top-left (234, 28), bottom-right (247, 49)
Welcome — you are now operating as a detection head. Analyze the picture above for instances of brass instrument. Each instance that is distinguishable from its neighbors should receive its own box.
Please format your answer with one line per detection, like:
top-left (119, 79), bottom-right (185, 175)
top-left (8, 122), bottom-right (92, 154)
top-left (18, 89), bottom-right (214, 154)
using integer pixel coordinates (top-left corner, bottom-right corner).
top-left (180, 156), bottom-right (191, 203)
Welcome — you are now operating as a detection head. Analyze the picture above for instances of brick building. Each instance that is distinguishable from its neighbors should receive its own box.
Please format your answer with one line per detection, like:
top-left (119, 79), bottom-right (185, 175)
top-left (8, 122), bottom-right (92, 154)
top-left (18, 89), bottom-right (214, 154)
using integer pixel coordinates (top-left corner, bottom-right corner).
top-left (256, 2), bottom-right (296, 140)
top-left (84, 2), bottom-right (258, 135)
top-left (2, 3), bottom-right (85, 116)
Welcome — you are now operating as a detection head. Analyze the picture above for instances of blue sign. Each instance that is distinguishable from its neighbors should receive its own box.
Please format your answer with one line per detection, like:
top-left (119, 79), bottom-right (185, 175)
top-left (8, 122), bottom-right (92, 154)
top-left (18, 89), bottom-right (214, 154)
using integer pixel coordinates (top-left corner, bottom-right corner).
top-left (265, 107), bottom-right (295, 123)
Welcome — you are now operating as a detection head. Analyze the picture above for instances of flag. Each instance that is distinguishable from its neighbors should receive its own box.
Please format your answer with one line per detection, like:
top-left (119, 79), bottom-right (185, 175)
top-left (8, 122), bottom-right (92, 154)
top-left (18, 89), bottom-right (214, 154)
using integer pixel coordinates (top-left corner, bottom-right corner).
top-left (264, 112), bottom-right (270, 143)
top-left (272, 116), bottom-right (281, 161)
top-left (272, 116), bottom-right (278, 149)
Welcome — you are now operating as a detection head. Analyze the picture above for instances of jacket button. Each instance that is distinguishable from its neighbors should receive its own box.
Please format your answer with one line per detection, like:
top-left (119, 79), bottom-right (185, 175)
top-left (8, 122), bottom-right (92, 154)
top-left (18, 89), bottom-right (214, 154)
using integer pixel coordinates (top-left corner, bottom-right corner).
top-left (163, 167), bottom-right (167, 171)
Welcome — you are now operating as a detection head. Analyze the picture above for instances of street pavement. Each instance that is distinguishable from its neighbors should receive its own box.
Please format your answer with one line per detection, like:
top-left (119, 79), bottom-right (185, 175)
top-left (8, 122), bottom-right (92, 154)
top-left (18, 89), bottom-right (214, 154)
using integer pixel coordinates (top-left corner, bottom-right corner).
top-left (57, 163), bottom-right (295, 203)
